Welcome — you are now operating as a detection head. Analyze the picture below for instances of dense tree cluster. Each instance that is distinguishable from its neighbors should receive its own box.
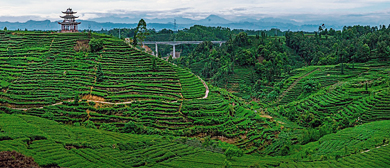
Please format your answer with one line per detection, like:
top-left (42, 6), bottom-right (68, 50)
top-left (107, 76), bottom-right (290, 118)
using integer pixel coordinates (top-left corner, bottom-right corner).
top-left (98, 24), bottom-right (389, 100)
top-left (285, 25), bottom-right (390, 66)
top-left (173, 25), bottom-right (390, 100)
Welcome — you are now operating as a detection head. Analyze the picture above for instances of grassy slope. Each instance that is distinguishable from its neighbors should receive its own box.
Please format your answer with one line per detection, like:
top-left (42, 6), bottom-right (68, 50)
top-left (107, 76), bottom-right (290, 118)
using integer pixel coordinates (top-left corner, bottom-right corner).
top-left (0, 31), bottom-right (279, 153)
top-left (0, 113), bottom-right (389, 167)
top-left (1, 30), bottom-right (390, 167)
top-left (268, 61), bottom-right (390, 125)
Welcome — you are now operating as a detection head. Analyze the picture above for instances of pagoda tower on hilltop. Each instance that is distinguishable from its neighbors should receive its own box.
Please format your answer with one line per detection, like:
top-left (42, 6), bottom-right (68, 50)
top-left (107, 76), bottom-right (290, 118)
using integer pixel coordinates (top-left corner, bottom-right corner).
top-left (58, 8), bottom-right (81, 33)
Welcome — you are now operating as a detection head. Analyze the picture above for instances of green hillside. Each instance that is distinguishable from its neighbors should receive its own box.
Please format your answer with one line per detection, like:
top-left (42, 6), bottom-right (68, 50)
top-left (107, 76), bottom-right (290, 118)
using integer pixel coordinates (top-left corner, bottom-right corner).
top-left (1, 30), bottom-right (390, 167)
top-left (0, 113), bottom-right (389, 167)
top-left (0, 31), bottom-right (279, 153)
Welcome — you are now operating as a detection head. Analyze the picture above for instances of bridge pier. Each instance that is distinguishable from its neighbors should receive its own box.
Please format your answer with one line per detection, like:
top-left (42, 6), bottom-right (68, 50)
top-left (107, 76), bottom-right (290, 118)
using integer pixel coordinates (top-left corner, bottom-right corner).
top-left (173, 45), bottom-right (176, 58)
top-left (143, 41), bottom-right (227, 59)
top-left (155, 43), bottom-right (158, 57)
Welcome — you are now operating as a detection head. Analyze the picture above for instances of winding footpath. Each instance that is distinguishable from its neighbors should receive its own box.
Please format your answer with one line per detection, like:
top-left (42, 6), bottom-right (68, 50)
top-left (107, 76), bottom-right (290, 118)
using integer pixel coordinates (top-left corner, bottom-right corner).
top-left (8, 77), bottom-right (210, 111)
top-left (10, 100), bottom-right (148, 111)
top-left (197, 76), bottom-right (209, 99)
top-left (7, 40), bottom-right (210, 111)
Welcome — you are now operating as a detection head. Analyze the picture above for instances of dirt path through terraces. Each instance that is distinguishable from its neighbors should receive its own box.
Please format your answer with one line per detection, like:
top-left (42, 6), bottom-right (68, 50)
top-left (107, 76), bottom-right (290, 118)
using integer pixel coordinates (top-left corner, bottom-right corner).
top-left (197, 76), bottom-right (209, 99)
top-left (9, 100), bottom-right (138, 111)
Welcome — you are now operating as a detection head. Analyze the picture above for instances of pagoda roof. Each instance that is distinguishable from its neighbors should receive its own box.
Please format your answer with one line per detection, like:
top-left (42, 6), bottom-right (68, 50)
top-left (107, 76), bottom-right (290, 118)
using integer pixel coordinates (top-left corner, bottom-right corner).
top-left (62, 8), bottom-right (77, 14)
top-left (60, 15), bottom-right (79, 19)
top-left (58, 21), bottom-right (81, 25)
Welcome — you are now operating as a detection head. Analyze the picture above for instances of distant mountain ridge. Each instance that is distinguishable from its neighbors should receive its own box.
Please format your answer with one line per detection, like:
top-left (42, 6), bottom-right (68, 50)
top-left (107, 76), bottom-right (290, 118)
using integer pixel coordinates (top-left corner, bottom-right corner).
top-left (0, 15), bottom-right (346, 32)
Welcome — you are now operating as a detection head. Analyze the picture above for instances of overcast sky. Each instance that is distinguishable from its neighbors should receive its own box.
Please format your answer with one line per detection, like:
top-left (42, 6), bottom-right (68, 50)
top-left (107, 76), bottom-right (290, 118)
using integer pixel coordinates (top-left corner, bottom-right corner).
top-left (1, 0), bottom-right (390, 23)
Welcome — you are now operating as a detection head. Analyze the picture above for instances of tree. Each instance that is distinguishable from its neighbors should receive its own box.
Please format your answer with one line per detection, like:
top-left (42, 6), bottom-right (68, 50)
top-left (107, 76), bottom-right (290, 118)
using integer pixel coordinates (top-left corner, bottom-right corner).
top-left (123, 121), bottom-right (140, 134)
top-left (235, 48), bottom-right (255, 66)
top-left (89, 38), bottom-right (103, 52)
top-left (233, 32), bottom-right (249, 47)
top-left (100, 123), bottom-right (118, 132)
top-left (151, 56), bottom-right (157, 71)
top-left (7, 48), bottom-right (13, 58)
top-left (365, 82), bottom-right (368, 91)
top-left (74, 94), bottom-right (80, 105)
top-left (224, 147), bottom-right (243, 160)
top-left (133, 30), bottom-right (138, 46)
top-left (362, 44), bottom-right (371, 61)
top-left (377, 41), bottom-right (390, 61)
top-left (42, 112), bottom-right (54, 120)
top-left (97, 63), bottom-right (104, 82)
top-left (133, 19), bottom-right (149, 46)
top-left (83, 120), bottom-right (97, 129)
top-left (302, 79), bottom-right (321, 93)
top-left (3, 27), bottom-right (7, 31)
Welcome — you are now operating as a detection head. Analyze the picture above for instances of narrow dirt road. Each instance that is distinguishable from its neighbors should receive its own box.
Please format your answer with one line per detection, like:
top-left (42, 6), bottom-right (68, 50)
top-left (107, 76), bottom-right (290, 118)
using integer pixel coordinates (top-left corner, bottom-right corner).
top-left (197, 76), bottom-right (209, 99)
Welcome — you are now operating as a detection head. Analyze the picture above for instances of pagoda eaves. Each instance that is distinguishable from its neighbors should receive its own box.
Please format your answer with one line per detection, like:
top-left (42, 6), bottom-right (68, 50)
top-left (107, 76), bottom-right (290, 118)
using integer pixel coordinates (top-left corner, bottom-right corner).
top-left (60, 15), bottom-right (79, 19)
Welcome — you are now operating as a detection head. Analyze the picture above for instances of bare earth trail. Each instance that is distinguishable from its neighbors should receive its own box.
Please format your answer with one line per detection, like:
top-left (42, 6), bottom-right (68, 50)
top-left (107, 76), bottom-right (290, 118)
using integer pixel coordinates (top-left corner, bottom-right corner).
top-left (9, 76), bottom-right (210, 111)
top-left (197, 76), bottom-right (209, 99)
top-left (277, 68), bottom-right (320, 103)
top-left (10, 100), bottom-right (138, 111)
top-left (9, 51), bottom-right (210, 111)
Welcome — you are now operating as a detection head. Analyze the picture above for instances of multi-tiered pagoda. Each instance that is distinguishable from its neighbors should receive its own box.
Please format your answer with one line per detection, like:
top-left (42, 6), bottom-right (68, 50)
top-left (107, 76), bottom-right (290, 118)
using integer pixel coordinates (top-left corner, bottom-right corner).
top-left (58, 8), bottom-right (81, 33)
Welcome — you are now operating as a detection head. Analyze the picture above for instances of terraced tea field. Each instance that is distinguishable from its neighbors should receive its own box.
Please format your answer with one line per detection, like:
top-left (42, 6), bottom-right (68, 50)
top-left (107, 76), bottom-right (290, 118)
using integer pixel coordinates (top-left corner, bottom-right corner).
top-left (0, 31), bottom-right (279, 154)
top-left (1, 30), bottom-right (390, 167)
top-left (1, 113), bottom-right (388, 167)
top-left (270, 62), bottom-right (390, 128)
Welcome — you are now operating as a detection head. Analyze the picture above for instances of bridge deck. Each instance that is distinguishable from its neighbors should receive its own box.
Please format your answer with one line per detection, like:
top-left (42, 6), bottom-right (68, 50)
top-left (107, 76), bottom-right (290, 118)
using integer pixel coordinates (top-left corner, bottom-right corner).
top-left (143, 41), bottom-right (226, 45)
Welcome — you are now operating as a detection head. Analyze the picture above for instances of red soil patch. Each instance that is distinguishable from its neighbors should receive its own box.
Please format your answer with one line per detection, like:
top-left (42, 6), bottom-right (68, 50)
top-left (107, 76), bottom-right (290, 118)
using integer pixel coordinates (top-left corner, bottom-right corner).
top-left (257, 56), bottom-right (264, 63)
top-left (0, 151), bottom-right (40, 168)
top-left (74, 40), bottom-right (90, 52)
top-left (240, 133), bottom-right (247, 139)
top-left (86, 109), bottom-right (91, 119)
top-left (260, 115), bottom-right (273, 119)
top-left (190, 134), bottom-right (239, 144)
top-left (82, 95), bottom-right (105, 102)
top-left (212, 136), bottom-right (237, 144)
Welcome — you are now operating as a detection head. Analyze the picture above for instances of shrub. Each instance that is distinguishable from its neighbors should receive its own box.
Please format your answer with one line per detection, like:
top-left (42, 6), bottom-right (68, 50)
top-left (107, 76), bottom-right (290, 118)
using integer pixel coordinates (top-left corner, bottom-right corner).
top-left (83, 120), bottom-right (96, 129)
top-left (99, 123), bottom-right (118, 132)
top-left (42, 112), bottom-right (54, 120)
top-left (302, 79), bottom-right (321, 93)
top-left (7, 48), bottom-right (13, 57)
top-left (74, 94), bottom-right (80, 105)
top-left (123, 121), bottom-right (139, 133)
top-left (89, 38), bottom-right (103, 52)
top-left (224, 147), bottom-right (243, 160)
top-left (151, 57), bottom-right (157, 71)
top-left (96, 64), bottom-right (104, 82)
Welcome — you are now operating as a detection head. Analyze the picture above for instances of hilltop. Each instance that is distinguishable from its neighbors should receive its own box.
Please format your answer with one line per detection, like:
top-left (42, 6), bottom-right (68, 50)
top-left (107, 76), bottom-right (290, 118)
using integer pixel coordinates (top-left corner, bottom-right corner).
top-left (0, 30), bottom-right (279, 153)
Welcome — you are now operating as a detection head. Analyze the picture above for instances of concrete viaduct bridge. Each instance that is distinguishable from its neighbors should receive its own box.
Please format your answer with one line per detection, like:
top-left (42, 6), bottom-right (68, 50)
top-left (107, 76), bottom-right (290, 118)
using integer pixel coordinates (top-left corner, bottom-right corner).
top-left (143, 41), bottom-right (226, 58)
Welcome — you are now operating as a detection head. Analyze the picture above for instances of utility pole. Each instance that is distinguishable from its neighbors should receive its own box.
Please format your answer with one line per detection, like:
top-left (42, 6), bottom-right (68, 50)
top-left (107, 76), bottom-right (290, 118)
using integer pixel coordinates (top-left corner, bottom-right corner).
top-left (173, 19), bottom-right (177, 59)
top-left (119, 28), bottom-right (121, 39)
top-left (174, 19), bottom-right (177, 32)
